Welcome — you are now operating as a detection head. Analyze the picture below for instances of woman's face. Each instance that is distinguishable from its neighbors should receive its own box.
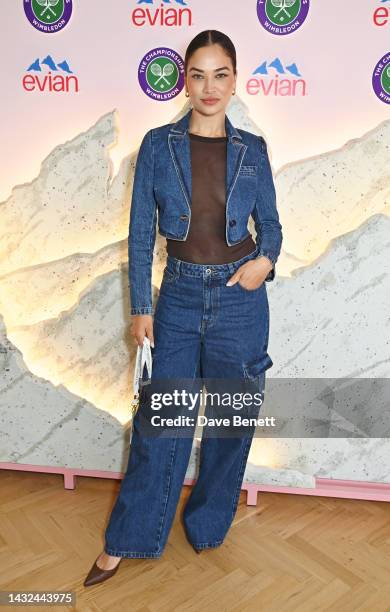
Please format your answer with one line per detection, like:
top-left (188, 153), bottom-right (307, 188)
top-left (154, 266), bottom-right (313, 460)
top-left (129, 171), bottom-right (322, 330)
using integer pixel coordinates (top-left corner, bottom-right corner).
top-left (185, 44), bottom-right (237, 115)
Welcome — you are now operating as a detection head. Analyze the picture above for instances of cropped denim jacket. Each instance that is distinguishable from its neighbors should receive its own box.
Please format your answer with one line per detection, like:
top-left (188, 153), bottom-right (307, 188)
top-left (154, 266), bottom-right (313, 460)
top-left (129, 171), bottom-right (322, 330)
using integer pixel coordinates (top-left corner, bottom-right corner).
top-left (128, 108), bottom-right (283, 316)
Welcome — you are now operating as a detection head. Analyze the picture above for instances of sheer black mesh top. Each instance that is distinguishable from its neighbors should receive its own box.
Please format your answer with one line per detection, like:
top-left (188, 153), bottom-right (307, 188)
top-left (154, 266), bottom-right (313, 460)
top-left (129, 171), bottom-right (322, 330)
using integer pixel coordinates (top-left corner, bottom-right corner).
top-left (165, 132), bottom-right (256, 263)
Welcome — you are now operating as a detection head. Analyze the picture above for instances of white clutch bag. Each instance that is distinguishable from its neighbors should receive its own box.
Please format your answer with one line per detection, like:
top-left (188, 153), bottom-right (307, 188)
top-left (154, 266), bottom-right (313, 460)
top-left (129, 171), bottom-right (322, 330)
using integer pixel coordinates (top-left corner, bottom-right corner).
top-left (130, 337), bottom-right (153, 419)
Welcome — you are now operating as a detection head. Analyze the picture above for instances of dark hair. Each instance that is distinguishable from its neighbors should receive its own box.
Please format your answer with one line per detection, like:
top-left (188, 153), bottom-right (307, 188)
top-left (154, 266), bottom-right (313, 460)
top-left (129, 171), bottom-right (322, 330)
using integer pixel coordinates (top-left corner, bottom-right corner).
top-left (184, 30), bottom-right (237, 76)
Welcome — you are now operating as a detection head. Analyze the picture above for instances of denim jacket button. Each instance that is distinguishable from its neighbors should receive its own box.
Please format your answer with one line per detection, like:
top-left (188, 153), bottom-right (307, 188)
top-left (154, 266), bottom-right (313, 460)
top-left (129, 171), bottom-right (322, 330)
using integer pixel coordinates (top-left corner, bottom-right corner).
top-left (229, 219), bottom-right (236, 227)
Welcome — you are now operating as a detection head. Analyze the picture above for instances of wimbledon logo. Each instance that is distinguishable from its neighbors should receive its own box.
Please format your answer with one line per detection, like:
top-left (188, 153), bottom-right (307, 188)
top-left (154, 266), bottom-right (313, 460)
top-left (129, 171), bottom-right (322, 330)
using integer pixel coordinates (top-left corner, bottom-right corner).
top-left (372, 52), bottom-right (390, 104)
top-left (138, 47), bottom-right (184, 101)
top-left (257, 0), bottom-right (310, 35)
top-left (24, 0), bottom-right (73, 33)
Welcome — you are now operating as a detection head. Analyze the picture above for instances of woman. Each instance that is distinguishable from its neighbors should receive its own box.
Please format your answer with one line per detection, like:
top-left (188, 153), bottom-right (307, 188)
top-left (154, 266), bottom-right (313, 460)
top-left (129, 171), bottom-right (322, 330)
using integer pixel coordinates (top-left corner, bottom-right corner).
top-left (84, 29), bottom-right (282, 587)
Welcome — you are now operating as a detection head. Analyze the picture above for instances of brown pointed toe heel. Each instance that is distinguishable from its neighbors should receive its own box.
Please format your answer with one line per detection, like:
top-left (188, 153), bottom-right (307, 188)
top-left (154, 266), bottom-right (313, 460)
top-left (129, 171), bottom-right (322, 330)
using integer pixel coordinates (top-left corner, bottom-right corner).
top-left (83, 555), bottom-right (122, 587)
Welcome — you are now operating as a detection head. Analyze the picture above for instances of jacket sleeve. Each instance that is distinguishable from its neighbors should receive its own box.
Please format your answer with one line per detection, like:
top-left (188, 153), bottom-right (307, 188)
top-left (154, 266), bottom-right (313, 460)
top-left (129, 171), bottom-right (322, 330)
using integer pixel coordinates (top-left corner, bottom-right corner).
top-left (128, 129), bottom-right (158, 315)
top-left (252, 136), bottom-right (283, 282)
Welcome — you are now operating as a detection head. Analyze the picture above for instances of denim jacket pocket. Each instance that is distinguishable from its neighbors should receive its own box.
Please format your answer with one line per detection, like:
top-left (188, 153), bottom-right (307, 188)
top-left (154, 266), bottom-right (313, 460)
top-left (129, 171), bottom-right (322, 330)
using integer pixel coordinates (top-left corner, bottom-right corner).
top-left (239, 164), bottom-right (257, 177)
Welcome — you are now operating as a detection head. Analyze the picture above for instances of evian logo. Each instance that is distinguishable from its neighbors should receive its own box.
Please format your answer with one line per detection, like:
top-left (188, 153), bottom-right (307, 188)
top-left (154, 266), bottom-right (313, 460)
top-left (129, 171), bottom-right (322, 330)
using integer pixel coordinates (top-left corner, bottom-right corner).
top-left (373, 0), bottom-right (390, 27)
top-left (246, 58), bottom-right (306, 96)
top-left (131, 0), bottom-right (193, 27)
top-left (22, 55), bottom-right (79, 93)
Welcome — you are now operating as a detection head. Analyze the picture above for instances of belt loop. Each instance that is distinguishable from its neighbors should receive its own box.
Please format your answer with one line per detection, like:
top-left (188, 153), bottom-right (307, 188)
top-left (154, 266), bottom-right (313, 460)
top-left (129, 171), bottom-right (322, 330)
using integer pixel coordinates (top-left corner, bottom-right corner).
top-left (175, 260), bottom-right (181, 274)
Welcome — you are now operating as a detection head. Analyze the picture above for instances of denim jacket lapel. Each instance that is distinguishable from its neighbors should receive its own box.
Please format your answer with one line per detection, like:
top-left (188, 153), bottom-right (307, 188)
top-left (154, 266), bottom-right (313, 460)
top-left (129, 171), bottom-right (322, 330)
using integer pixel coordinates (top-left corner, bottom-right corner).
top-left (168, 108), bottom-right (248, 210)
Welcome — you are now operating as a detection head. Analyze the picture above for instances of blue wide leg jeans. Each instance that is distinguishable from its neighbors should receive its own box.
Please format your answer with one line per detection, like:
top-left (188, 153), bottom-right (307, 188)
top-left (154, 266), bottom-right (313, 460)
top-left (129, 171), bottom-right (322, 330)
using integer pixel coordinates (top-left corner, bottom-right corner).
top-left (104, 246), bottom-right (273, 557)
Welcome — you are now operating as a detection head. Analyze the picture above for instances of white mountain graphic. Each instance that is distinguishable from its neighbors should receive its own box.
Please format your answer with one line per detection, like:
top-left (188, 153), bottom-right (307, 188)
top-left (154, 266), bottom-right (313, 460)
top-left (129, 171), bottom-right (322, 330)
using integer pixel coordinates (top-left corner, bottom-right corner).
top-left (1, 98), bottom-right (389, 483)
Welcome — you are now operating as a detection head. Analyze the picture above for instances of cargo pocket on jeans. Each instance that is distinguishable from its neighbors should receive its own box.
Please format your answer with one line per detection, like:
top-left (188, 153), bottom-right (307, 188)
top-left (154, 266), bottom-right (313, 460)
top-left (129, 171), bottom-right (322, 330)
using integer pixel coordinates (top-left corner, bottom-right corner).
top-left (243, 353), bottom-right (273, 380)
top-left (242, 354), bottom-right (273, 416)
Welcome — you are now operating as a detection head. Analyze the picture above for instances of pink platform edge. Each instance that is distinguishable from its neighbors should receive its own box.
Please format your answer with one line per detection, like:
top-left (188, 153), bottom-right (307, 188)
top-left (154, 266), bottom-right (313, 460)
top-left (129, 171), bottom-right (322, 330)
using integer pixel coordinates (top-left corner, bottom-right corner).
top-left (1, 462), bottom-right (389, 503)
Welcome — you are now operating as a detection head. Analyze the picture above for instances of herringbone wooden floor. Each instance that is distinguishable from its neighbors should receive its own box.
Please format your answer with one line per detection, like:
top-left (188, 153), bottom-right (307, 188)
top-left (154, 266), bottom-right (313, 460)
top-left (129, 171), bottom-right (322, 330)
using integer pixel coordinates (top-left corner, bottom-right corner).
top-left (1, 469), bottom-right (390, 611)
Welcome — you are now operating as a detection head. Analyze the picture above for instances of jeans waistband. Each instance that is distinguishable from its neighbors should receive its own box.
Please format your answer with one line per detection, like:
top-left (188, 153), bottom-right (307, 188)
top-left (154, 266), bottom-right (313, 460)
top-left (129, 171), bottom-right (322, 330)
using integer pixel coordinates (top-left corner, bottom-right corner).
top-left (166, 246), bottom-right (260, 278)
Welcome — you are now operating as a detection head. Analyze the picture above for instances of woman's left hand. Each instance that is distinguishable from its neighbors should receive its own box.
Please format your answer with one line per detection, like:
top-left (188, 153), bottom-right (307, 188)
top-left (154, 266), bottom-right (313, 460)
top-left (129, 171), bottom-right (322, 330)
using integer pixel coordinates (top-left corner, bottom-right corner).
top-left (226, 256), bottom-right (273, 290)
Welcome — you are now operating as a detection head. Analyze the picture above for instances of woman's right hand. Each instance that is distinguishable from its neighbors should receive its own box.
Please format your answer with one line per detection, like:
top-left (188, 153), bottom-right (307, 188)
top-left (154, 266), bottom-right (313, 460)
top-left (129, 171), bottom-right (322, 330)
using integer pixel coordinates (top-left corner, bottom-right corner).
top-left (131, 314), bottom-right (155, 348)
